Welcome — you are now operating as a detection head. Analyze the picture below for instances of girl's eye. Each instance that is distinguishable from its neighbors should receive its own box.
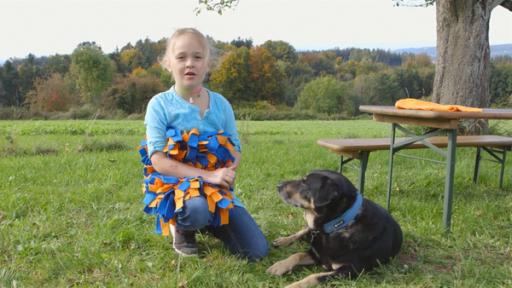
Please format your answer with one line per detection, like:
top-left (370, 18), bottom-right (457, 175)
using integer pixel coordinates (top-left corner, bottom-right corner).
top-left (195, 56), bottom-right (203, 59)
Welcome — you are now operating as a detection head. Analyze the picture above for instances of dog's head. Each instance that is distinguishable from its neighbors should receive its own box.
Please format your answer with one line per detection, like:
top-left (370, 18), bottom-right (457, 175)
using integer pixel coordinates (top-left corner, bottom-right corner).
top-left (277, 170), bottom-right (358, 223)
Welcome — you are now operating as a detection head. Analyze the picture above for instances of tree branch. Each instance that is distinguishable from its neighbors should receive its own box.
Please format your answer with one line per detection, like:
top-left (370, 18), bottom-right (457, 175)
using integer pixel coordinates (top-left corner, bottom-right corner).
top-left (500, 0), bottom-right (512, 11)
top-left (392, 0), bottom-right (435, 7)
top-left (195, 0), bottom-right (239, 14)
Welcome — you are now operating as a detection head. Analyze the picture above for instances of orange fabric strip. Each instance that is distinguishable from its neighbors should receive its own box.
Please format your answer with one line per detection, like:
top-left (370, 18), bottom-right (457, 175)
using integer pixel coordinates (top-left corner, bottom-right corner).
top-left (175, 189), bottom-right (184, 211)
top-left (190, 179), bottom-right (200, 189)
top-left (160, 218), bottom-right (170, 236)
top-left (188, 188), bottom-right (200, 198)
top-left (211, 191), bottom-right (223, 202)
top-left (203, 185), bottom-right (218, 195)
top-left (207, 196), bottom-right (216, 213)
top-left (149, 194), bottom-right (164, 208)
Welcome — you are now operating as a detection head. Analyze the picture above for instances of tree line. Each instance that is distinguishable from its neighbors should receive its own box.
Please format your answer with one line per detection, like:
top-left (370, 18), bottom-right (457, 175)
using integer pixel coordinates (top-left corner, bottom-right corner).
top-left (0, 37), bottom-right (511, 119)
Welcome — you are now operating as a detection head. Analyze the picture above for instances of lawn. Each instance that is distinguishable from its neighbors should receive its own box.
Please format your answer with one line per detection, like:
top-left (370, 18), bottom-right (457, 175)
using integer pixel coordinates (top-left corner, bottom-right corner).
top-left (0, 119), bottom-right (511, 287)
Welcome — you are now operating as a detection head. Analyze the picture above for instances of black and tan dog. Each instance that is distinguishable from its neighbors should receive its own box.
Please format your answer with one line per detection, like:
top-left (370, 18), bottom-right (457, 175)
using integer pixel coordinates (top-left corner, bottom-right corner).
top-left (267, 170), bottom-right (402, 288)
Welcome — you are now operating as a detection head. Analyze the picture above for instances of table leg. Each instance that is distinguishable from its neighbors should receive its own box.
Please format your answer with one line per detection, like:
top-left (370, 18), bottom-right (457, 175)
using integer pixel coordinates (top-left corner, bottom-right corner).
top-left (359, 151), bottom-right (369, 195)
top-left (386, 123), bottom-right (397, 211)
top-left (499, 149), bottom-right (506, 189)
top-left (473, 147), bottom-right (481, 184)
top-left (443, 129), bottom-right (457, 232)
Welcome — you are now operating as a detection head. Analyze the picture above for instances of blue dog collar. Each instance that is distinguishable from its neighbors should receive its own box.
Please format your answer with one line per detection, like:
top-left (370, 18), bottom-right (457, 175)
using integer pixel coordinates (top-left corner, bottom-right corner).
top-left (323, 192), bottom-right (363, 234)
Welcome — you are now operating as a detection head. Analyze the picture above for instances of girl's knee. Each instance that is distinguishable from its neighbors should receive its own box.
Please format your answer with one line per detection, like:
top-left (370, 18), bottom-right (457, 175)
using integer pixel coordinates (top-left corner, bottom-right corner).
top-left (245, 240), bottom-right (269, 262)
top-left (176, 197), bottom-right (211, 230)
top-left (250, 242), bottom-right (269, 262)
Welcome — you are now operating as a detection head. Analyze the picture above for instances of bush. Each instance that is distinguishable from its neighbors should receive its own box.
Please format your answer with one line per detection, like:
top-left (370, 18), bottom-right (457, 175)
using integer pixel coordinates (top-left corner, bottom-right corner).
top-left (0, 107), bottom-right (29, 120)
top-left (25, 73), bottom-right (78, 112)
top-left (102, 75), bottom-right (164, 114)
top-left (295, 76), bottom-right (349, 114)
top-left (126, 113), bottom-right (144, 120)
top-left (66, 104), bottom-right (106, 119)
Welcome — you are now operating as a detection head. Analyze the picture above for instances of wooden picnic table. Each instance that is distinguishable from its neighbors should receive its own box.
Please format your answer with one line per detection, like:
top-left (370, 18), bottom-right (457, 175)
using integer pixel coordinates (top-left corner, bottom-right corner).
top-left (359, 105), bottom-right (512, 232)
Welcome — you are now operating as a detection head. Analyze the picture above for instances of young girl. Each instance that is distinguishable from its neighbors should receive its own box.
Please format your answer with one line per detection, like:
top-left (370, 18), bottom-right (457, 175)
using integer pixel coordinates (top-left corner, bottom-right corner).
top-left (143, 28), bottom-right (268, 261)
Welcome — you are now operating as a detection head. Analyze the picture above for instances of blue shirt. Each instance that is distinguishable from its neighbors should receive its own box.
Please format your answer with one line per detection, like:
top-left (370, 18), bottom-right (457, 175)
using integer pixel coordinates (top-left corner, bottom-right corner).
top-left (144, 87), bottom-right (241, 157)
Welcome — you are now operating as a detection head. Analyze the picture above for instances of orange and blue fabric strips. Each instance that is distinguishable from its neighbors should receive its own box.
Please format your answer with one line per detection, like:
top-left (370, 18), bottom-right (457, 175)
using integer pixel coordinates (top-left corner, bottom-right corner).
top-left (139, 127), bottom-right (237, 236)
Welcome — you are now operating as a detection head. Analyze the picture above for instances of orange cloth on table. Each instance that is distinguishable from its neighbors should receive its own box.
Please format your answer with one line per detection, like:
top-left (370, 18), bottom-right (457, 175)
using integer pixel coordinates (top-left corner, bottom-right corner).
top-left (395, 98), bottom-right (482, 112)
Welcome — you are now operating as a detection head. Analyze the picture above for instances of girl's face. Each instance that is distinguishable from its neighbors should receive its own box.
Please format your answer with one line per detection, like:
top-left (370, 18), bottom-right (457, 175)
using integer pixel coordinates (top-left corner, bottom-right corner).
top-left (169, 33), bottom-right (209, 91)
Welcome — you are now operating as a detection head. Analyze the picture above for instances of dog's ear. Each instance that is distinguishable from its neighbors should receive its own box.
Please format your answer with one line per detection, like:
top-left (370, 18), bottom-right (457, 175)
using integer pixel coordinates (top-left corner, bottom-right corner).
top-left (313, 177), bottom-right (341, 207)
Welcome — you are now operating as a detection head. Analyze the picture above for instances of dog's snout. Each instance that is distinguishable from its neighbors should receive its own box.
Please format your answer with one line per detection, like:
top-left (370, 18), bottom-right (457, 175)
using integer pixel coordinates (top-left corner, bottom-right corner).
top-left (277, 182), bottom-right (285, 191)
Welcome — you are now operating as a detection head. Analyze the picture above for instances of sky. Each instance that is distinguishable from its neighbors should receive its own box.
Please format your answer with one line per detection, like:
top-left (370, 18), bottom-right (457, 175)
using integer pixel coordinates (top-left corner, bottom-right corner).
top-left (1, 0), bottom-right (511, 60)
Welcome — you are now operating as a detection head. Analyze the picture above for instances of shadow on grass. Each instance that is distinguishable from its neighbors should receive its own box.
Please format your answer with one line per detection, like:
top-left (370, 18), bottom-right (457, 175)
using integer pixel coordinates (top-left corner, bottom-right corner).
top-left (1, 145), bottom-right (59, 157)
top-left (77, 139), bottom-right (129, 152)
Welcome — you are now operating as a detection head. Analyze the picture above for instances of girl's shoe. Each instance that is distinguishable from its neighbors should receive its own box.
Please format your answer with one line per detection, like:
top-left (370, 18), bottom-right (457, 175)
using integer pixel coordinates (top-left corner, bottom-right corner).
top-left (170, 225), bottom-right (198, 256)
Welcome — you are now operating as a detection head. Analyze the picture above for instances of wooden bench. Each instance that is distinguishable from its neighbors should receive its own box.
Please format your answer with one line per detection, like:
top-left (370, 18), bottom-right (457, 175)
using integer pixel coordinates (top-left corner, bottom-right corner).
top-left (317, 135), bottom-right (512, 194)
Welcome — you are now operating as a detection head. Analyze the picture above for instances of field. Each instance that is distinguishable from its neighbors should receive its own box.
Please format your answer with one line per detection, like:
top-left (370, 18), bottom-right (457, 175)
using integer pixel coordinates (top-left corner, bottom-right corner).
top-left (1, 119), bottom-right (511, 287)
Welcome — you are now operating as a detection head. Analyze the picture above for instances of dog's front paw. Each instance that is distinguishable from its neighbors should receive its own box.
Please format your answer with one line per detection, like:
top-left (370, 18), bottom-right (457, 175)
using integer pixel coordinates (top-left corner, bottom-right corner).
top-left (272, 236), bottom-right (294, 247)
top-left (285, 274), bottom-right (321, 288)
top-left (285, 271), bottom-right (335, 288)
top-left (285, 280), bottom-right (311, 288)
top-left (266, 259), bottom-right (294, 276)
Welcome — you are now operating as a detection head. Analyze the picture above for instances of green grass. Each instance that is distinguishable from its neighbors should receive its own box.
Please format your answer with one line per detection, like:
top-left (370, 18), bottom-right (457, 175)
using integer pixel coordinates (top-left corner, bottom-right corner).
top-left (1, 120), bottom-right (511, 287)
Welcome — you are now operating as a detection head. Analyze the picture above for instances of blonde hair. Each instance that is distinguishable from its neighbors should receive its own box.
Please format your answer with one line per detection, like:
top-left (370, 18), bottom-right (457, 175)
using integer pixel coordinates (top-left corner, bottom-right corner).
top-left (160, 28), bottom-right (211, 72)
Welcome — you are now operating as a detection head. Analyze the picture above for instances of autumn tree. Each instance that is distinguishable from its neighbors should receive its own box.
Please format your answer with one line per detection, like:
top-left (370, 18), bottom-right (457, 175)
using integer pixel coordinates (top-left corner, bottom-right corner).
top-left (17, 54), bottom-right (41, 101)
top-left (70, 42), bottom-right (115, 105)
top-left (280, 60), bottom-right (315, 106)
top-left (248, 47), bottom-right (284, 104)
top-left (0, 80), bottom-right (5, 105)
top-left (41, 54), bottom-right (71, 77)
top-left (0, 61), bottom-right (20, 106)
top-left (210, 46), bottom-right (284, 104)
top-left (262, 40), bottom-right (298, 63)
top-left (230, 37), bottom-right (253, 48)
top-left (119, 48), bottom-right (143, 72)
top-left (209, 47), bottom-right (252, 103)
top-left (147, 63), bottom-right (174, 88)
top-left (393, 54), bottom-right (435, 98)
top-left (490, 57), bottom-right (512, 105)
top-left (25, 73), bottom-right (78, 112)
top-left (352, 70), bottom-right (405, 106)
top-left (131, 67), bottom-right (149, 78)
top-left (299, 51), bottom-right (336, 76)
top-left (102, 74), bottom-right (164, 114)
top-left (134, 38), bottom-right (166, 69)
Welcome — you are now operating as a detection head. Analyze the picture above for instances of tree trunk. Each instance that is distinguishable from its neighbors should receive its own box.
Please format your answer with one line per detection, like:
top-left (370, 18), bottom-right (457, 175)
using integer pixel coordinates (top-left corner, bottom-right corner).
top-left (433, 0), bottom-right (494, 134)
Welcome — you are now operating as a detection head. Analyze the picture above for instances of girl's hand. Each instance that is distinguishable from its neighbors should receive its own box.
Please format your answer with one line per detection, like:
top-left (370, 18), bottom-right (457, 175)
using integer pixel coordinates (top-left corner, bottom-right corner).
top-left (227, 150), bottom-right (241, 171)
top-left (206, 166), bottom-right (236, 189)
top-left (226, 162), bottom-right (238, 171)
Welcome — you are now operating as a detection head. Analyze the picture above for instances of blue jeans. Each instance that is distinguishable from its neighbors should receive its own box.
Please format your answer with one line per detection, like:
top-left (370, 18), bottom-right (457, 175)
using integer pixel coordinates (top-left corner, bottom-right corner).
top-left (175, 197), bottom-right (269, 262)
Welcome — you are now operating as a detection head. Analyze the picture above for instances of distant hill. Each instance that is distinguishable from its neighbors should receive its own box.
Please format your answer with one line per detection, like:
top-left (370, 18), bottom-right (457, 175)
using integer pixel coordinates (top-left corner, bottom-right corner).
top-left (395, 44), bottom-right (512, 59)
